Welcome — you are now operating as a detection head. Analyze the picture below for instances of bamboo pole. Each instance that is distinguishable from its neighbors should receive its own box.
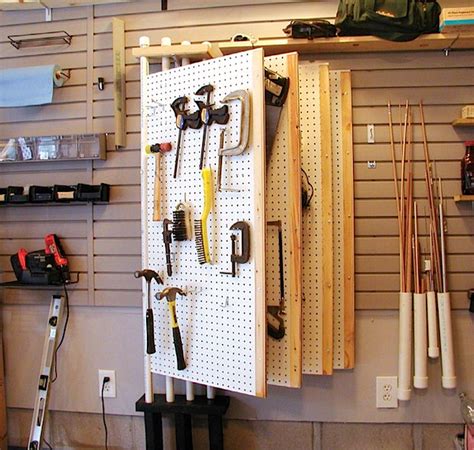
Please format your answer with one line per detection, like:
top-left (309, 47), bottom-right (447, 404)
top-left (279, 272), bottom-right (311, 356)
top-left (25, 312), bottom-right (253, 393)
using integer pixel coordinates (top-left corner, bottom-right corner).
top-left (388, 102), bottom-right (403, 291)
top-left (399, 101), bottom-right (409, 291)
top-left (413, 202), bottom-right (420, 295)
top-left (397, 100), bottom-right (412, 401)
top-left (405, 106), bottom-right (413, 293)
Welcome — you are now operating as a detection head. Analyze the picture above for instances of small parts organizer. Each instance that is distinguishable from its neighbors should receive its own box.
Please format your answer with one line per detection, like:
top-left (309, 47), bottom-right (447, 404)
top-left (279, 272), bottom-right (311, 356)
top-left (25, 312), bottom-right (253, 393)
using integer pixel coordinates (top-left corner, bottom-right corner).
top-left (0, 134), bottom-right (106, 163)
top-left (141, 49), bottom-right (266, 397)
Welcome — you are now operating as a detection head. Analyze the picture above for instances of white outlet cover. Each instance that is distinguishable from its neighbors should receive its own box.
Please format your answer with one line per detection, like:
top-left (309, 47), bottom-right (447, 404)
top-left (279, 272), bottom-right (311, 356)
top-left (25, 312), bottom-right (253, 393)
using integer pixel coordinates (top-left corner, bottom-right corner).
top-left (98, 369), bottom-right (116, 398)
top-left (376, 376), bottom-right (398, 408)
top-left (367, 124), bottom-right (375, 143)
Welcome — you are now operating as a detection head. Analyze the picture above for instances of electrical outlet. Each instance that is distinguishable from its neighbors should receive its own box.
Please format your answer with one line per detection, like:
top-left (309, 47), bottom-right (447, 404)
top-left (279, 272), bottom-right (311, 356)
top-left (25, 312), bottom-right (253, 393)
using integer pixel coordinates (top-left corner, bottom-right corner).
top-left (376, 376), bottom-right (398, 408)
top-left (98, 369), bottom-right (116, 398)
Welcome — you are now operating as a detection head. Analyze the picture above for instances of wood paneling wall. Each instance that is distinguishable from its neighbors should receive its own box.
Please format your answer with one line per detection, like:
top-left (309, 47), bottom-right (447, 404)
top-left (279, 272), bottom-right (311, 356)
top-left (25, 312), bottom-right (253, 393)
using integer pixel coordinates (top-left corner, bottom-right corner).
top-left (0, 1), bottom-right (473, 313)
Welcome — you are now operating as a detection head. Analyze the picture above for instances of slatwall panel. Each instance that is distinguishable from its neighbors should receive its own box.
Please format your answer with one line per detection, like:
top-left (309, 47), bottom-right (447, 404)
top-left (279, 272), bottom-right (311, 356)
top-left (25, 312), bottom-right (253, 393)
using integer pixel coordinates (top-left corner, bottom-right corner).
top-left (0, 1), bottom-right (335, 308)
top-left (318, 51), bottom-right (474, 311)
top-left (1, 2), bottom-right (472, 313)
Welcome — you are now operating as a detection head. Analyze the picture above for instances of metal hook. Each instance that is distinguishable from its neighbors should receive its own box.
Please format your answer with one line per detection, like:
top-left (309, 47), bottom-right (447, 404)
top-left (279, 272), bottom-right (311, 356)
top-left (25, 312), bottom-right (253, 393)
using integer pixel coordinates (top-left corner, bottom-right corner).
top-left (442, 33), bottom-right (460, 56)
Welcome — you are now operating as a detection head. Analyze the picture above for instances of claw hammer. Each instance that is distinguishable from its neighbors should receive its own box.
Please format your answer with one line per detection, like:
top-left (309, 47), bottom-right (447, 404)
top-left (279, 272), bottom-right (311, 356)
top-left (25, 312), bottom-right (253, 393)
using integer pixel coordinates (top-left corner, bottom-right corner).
top-left (134, 269), bottom-right (163, 354)
top-left (157, 287), bottom-right (187, 370)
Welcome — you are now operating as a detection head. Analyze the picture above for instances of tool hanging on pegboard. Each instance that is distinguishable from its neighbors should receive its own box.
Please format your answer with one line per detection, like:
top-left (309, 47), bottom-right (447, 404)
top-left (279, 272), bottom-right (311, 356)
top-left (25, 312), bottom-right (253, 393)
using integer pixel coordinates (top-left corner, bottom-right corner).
top-left (266, 220), bottom-right (286, 340)
top-left (218, 89), bottom-right (250, 192)
top-left (134, 269), bottom-right (163, 354)
top-left (172, 202), bottom-right (192, 241)
top-left (171, 96), bottom-right (202, 178)
top-left (145, 142), bottom-right (172, 221)
top-left (195, 84), bottom-right (230, 170)
top-left (265, 68), bottom-right (289, 157)
top-left (158, 287), bottom-right (187, 370)
top-left (162, 219), bottom-right (174, 276)
top-left (220, 221), bottom-right (251, 277)
top-left (195, 167), bottom-right (213, 264)
top-left (301, 167), bottom-right (314, 210)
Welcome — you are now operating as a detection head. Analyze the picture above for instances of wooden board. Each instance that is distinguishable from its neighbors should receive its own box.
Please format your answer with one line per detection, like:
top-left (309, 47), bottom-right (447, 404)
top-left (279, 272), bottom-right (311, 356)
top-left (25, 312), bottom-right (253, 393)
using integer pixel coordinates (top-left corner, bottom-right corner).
top-left (341, 71), bottom-right (355, 369)
top-left (132, 43), bottom-right (222, 60)
top-left (112, 18), bottom-right (126, 148)
top-left (219, 33), bottom-right (474, 56)
top-left (265, 52), bottom-right (302, 387)
top-left (454, 194), bottom-right (474, 202)
top-left (319, 63), bottom-right (334, 376)
top-left (452, 118), bottom-right (474, 127)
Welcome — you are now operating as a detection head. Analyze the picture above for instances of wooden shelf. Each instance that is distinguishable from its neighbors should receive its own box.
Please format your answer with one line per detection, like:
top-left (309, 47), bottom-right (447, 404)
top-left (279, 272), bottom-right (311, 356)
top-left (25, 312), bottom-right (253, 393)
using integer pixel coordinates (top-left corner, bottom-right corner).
top-left (454, 194), bottom-right (474, 202)
top-left (134, 33), bottom-right (474, 62)
top-left (132, 43), bottom-right (223, 61)
top-left (219, 33), bottom-right (474, 56)
top-left (452, 118), bottom-right (474, 127)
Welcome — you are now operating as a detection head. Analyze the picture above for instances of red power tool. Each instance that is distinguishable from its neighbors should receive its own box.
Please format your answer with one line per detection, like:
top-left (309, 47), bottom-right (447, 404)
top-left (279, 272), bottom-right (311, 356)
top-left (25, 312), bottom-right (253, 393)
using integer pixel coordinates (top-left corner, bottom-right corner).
top-left (11, 234), bottom-right (70, 285)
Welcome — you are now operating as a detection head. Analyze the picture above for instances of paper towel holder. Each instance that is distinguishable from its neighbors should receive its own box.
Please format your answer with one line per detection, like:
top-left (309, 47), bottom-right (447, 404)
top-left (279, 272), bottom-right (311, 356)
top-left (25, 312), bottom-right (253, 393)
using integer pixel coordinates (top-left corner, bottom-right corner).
top-left (8, 31), bottom-right (72, 50)
top-left (55, 70), bottom-right (70, 82)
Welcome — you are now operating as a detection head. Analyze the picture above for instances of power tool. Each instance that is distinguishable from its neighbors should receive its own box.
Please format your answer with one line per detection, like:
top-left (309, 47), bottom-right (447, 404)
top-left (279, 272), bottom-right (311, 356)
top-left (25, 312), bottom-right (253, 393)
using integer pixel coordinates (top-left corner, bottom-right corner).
top-left (10, 234), bottom-right (70, 285)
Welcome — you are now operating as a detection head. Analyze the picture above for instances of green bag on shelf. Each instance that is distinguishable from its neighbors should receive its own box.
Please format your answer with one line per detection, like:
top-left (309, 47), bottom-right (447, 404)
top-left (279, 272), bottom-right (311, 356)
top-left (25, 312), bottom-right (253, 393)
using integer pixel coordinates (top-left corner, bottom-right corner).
top-left (335, 0), bottom-right (441, 42)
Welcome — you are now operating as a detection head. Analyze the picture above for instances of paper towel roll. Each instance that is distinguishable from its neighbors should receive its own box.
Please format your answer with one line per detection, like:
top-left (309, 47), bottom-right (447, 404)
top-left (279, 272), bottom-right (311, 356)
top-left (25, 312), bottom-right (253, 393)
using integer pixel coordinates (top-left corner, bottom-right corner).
top-left (0, 64), bottom-right (66, 107)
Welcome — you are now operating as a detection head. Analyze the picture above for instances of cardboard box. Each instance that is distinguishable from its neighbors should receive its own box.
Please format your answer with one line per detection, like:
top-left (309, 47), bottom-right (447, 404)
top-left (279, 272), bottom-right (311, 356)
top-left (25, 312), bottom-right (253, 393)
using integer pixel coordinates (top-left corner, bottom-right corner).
top-left (440, 7), bottom-right (474, 33)
top-left (462, 105), bottom-right (474, 119)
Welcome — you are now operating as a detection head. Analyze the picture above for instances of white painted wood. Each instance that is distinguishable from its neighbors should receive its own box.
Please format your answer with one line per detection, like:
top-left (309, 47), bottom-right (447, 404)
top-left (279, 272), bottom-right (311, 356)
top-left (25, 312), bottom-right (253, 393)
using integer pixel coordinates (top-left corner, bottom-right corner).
top-left (142, 49), bottom-right (266, 396)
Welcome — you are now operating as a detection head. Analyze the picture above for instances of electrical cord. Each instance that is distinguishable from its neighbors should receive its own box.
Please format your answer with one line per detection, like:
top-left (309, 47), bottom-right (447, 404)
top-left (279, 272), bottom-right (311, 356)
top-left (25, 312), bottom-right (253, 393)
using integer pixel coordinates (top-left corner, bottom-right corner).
top-left (101, 377), bottom-right (110, 450)
top-left (301, 167), bottom-right (314, 209)
top-left (42, 436), bottom-right (53, 449)
top-left (51, 282), bottom-right (70, 384)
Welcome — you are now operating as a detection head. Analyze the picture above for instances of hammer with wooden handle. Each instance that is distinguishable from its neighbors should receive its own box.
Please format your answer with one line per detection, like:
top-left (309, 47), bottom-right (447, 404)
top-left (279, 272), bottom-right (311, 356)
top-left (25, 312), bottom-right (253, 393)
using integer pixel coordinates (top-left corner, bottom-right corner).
top-left (157, 287), bottom-right (187, 370)
top-left (145, 142), bottom-right (172, 222)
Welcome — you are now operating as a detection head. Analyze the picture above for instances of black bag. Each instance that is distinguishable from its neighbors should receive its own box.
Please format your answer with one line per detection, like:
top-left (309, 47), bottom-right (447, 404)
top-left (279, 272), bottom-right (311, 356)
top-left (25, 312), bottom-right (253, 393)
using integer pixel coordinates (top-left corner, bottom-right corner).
top-left (335, 0), bottom-right (441, 42)
top-left (283, 19), bottom-right (337, 39)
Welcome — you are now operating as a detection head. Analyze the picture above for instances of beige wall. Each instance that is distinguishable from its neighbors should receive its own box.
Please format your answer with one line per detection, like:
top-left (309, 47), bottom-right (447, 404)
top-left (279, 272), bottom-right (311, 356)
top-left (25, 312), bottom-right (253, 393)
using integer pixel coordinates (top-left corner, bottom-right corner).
top-left (0, 0), bottom-right (473, 432)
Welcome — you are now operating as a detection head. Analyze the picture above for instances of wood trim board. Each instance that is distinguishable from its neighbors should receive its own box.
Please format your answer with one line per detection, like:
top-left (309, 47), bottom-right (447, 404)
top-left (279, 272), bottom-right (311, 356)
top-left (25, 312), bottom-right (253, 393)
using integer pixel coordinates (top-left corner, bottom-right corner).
top-left (319, 63), bottom-right (334, 375)
top-left (287, 53), bottom-right (302, 386)
top-left (132, 43), bottom-right (223, 60)
top-left (112, 17), bottom-right (126, 148)
top-left (341, 71), bottom-right (355, 369)
top-left (265, 52), bottom-right (302, 388)
top-left (219, 33), bottom-right (474, 56)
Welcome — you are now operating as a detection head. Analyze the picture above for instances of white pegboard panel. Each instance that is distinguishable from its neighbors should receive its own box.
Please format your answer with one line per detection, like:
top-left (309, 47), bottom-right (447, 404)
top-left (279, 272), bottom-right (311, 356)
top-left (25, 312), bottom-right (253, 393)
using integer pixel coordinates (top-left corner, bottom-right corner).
top-left (264, 53), bottom-right (301, 387)
top-left (141, 49), bottom-right (266, 397)
top-left (330, 70), bottom-right (345, 370)
top-left (299, 62), bottom-right (324, 375)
